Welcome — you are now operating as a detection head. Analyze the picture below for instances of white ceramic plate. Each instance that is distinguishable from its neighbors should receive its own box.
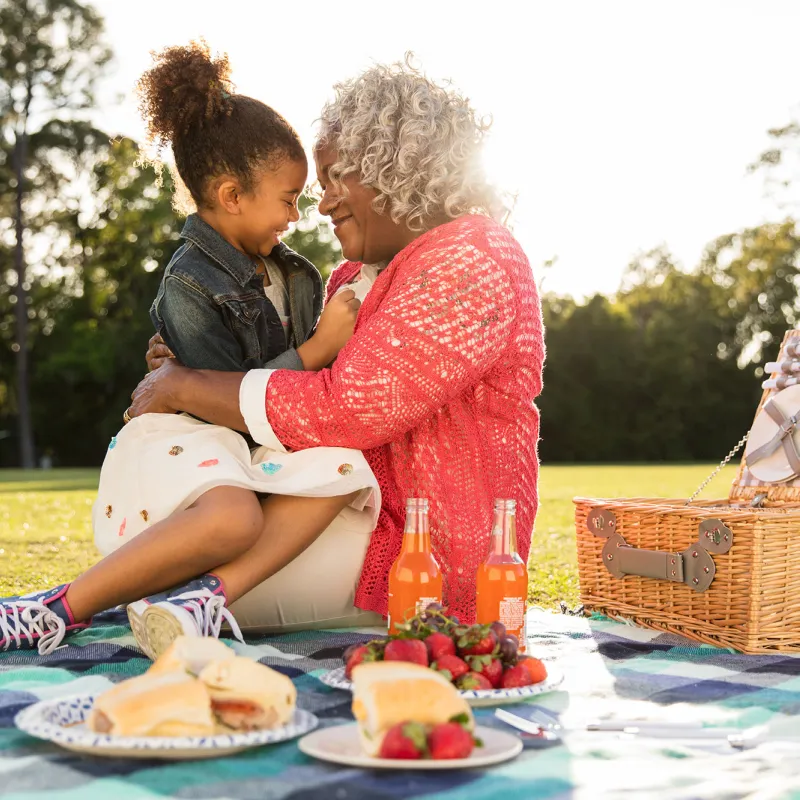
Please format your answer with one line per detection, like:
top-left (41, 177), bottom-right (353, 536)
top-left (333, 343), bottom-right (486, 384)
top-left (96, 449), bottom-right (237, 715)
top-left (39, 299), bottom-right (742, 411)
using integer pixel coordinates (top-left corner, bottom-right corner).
top-left (298, 723), bottom-right (522, 769)
top-left (14, 694), bottom-right (318, 760)
top-left (320, 663), bottom-right (563, 708)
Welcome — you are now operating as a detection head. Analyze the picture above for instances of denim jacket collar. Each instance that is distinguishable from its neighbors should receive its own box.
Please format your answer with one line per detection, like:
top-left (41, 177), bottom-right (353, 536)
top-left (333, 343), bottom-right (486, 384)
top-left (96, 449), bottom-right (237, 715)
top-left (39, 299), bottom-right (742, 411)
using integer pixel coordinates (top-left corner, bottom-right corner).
top-left (180, 214), bottom-right (258, 287)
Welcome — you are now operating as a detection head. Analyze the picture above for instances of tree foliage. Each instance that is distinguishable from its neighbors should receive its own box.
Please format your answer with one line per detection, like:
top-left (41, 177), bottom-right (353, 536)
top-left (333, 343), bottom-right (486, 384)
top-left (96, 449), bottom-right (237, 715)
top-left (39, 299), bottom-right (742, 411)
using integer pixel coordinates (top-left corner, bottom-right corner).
top-left (0, 0), bottom-right (111, 465)
top-left (2, 1), bottom-right (800, 469)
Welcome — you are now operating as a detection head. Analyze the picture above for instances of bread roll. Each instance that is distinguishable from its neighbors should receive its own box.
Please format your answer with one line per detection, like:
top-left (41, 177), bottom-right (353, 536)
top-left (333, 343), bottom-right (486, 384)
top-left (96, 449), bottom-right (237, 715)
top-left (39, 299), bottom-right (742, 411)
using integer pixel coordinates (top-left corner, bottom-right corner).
top-left (351, 661), bottom-right (474, 756)
top-left (198, 658), bottom-right (296, 731)
top-left (149, 636), bottom-right (236, 677)
top-left (87, 671), bottom-right (216, 737)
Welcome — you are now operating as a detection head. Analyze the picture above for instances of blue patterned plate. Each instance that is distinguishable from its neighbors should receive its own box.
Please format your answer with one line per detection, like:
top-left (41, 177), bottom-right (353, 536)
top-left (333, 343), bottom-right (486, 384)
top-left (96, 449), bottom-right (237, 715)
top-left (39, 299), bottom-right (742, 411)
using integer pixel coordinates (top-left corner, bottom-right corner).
top-left (15, 694), bottom-right (318, 760)
top-left (320, 663), bottom-right (564, 707)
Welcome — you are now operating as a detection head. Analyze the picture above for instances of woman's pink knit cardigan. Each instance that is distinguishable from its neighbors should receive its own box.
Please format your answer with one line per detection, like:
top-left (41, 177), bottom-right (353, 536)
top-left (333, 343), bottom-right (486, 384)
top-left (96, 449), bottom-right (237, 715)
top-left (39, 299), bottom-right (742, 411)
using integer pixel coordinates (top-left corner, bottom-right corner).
top-left (265, 214), bottom-right (544, 623)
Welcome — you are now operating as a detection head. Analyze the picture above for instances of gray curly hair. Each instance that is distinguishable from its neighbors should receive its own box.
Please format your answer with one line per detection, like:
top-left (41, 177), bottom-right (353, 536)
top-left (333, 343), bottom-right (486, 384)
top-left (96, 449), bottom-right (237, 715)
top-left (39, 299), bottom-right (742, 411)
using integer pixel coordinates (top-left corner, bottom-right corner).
top-left (316, 57), bottom-right (504, 232)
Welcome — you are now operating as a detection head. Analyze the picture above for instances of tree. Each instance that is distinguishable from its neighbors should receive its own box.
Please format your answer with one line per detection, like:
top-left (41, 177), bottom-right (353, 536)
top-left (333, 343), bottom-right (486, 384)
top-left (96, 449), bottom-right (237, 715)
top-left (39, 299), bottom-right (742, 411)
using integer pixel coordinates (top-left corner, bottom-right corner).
top-left (749, 120), bottom-right (800, 214)
top-left (538, 247), bottom-right (762, 464)
top-left (30, 137), bottom-right (179, 465)
top-left (698, 221), bottom-right (800, 365)
top-left (0, 0), bottom-right (111, 467)
top-left (283, 193), bottom-right (342, 281)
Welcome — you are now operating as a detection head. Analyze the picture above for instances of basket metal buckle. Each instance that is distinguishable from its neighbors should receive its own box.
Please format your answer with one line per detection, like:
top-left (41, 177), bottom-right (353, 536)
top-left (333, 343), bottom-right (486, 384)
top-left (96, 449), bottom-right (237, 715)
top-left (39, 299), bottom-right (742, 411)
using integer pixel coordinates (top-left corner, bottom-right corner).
top-left (587, 509), bottom-right (733, 592)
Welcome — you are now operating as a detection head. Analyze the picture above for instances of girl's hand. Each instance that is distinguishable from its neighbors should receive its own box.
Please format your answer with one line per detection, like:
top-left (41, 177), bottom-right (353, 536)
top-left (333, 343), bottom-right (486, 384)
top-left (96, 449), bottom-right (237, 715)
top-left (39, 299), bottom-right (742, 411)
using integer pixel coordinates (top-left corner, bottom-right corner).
top-left (297, 289), bottom-right (361, 370)
top-left (146, 333), bottom-right (177, 372)
top-left (129, 358), bottom-right (185, 418)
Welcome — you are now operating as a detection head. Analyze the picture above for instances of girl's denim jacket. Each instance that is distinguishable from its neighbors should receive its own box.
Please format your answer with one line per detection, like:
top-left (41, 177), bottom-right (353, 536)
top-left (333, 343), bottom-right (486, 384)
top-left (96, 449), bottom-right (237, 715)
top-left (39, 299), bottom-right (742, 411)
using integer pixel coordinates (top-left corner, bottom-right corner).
top-left (151, 214), bottom-right (324, 372)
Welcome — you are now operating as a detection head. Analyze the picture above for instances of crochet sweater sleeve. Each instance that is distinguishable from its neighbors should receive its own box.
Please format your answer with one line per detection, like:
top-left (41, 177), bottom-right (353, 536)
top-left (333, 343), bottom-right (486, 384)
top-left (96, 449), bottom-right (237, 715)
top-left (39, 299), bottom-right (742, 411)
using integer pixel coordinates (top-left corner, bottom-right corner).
top-left (264, 221), bottom-right (519, 451)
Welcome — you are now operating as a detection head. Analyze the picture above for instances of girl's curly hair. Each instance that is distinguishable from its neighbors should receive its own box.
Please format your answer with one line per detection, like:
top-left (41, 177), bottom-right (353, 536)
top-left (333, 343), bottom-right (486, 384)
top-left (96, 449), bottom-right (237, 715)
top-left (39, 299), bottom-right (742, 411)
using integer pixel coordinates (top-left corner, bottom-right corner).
top-left (136, 39), bottom-right (304, 213)
top-left (316, 56), bottom-right (503, 231)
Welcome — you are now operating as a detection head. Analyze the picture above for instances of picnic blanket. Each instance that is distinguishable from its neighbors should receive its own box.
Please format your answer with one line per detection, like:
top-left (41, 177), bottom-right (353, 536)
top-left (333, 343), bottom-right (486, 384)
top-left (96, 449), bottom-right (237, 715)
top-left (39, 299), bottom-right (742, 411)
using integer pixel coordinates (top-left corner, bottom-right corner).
top-left (3, 609), bottom-right (800, 800)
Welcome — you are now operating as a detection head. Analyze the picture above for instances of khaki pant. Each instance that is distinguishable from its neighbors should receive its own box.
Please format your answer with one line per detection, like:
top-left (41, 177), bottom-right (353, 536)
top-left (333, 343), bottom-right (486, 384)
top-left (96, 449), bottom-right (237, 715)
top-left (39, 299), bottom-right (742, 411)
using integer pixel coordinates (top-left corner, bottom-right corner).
top-left (229, 506), bottom-right (384, 633)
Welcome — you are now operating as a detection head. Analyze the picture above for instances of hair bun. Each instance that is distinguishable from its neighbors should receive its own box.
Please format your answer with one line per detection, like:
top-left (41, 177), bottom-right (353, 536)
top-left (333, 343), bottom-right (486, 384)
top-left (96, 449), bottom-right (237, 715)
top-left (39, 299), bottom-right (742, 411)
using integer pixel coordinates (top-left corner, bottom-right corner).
top-left (137, 39), bottom-right (233, 148)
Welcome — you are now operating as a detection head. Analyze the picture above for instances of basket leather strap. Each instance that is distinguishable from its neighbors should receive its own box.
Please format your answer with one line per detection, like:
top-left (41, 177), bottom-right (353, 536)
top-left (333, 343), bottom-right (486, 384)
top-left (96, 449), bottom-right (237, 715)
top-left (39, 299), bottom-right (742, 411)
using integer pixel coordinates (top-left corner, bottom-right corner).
top-left (744, 397), bottom-right (800, 476)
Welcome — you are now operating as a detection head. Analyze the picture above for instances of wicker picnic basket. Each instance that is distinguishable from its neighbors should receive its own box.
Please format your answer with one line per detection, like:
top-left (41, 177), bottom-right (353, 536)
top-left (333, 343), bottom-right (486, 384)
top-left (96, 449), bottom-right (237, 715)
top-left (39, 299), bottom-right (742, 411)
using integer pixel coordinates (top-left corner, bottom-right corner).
top-left (574, 329), bottom-right (800, 654)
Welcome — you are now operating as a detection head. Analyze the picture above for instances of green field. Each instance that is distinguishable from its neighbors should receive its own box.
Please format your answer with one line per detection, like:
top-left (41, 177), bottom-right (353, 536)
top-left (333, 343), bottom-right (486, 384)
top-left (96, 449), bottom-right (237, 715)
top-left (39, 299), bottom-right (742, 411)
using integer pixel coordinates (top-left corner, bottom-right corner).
top-left (0, 465), bottom-right (738, 605)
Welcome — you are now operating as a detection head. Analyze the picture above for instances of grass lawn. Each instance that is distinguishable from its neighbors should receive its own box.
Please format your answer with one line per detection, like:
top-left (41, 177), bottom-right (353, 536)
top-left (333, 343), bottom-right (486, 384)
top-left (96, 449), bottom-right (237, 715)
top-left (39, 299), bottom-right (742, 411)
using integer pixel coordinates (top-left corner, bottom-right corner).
top-left (0, 464), bottom-right (738, 606)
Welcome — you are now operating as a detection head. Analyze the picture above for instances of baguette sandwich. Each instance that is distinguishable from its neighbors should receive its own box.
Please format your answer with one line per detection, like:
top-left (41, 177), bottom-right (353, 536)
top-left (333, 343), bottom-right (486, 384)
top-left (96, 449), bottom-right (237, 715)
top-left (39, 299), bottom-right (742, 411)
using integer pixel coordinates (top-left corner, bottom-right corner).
top-left (88, 671), bottom-right (216, 737)
top-left (351, 661), bottom-right (474, 757)
top-left (149, 636), bottom-right (236, 677)
top-left (88, 636), bottom-right (297, 736)
top-left (199, 656), bottom-right (297, 731)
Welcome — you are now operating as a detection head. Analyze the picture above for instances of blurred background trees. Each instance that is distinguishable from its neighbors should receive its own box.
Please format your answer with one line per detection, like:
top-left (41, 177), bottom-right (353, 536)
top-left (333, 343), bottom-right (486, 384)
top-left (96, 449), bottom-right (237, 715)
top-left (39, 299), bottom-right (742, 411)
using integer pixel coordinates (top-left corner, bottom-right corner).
top-left (1, 0), bottom-right (798, 467)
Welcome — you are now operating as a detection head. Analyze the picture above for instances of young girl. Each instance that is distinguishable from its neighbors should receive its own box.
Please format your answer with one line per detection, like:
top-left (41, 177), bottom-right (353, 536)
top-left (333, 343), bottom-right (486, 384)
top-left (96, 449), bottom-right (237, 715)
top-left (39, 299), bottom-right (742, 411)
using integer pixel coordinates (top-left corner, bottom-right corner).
top-left (0, 42), bottom-right (379, 660)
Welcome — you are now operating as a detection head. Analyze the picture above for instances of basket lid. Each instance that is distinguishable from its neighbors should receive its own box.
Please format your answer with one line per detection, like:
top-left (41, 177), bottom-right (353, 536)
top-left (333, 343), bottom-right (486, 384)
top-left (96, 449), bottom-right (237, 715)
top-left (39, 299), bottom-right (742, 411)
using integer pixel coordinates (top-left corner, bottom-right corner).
top-left (730, 329), bottom-right (800, 504)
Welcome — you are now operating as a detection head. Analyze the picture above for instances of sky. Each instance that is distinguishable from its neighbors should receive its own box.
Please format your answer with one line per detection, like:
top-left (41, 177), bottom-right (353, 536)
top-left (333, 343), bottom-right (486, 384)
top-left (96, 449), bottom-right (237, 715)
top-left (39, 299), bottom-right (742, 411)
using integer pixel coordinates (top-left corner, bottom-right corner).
top-left (90, 0), bottom-right (800, 298)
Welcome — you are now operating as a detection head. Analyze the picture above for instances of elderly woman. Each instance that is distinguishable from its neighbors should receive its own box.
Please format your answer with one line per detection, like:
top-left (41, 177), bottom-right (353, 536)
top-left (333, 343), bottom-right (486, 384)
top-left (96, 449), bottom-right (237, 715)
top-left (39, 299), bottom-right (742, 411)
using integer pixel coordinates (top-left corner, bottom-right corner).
top-left (132, 60), bottom-right (544, 630)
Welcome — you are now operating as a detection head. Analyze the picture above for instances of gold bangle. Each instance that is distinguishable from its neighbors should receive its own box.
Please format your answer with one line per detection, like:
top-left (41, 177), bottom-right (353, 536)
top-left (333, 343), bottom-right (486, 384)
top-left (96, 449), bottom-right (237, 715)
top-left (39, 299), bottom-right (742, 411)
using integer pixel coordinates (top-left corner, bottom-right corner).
top-left (123, 407), bottom-right (132, 424)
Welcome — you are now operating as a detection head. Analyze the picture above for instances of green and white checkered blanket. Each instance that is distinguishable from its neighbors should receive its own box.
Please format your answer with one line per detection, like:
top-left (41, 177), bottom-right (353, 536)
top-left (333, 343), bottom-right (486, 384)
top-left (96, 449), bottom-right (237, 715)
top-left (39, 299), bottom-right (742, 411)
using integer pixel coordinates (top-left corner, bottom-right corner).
top-left (3, 608), bottom-right (800, 799)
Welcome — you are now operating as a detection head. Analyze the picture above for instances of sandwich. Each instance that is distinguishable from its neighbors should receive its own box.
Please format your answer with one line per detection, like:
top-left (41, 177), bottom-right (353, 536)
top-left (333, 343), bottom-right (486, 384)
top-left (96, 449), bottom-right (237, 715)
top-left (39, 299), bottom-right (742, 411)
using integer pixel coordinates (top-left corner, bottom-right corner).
top-left (149, 636), bottom-right (236, 677)
top-left (350, 661), bottom-right (474, 757)
top-left (87, 670), bottom-right (216, 737)
top-left (88, 636), bottom-right (297, 737)
top-left (198, 657), bottom-right (297, 731)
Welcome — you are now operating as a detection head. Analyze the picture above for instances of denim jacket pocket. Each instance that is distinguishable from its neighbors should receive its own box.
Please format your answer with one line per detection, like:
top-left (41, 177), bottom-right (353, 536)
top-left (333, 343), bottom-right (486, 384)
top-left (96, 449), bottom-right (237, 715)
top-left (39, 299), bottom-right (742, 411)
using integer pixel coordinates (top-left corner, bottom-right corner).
top-left (215, 294), bottom-right (272, 369)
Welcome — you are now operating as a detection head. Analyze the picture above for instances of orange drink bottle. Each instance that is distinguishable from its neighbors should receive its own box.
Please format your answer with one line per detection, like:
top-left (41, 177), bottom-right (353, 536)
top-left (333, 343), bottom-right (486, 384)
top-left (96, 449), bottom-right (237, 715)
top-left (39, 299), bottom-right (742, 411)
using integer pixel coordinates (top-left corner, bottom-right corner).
top-left (387, 498), bottom-right (442, 634)
top-left (476, 498), bottom-right (528, 653)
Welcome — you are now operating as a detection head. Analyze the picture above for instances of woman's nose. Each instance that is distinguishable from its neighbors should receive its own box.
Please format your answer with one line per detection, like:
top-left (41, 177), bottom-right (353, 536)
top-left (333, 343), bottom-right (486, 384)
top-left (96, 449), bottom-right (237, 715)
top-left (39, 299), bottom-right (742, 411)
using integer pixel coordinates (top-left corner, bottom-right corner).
top-left (318, 189), bottom-right (336, 217)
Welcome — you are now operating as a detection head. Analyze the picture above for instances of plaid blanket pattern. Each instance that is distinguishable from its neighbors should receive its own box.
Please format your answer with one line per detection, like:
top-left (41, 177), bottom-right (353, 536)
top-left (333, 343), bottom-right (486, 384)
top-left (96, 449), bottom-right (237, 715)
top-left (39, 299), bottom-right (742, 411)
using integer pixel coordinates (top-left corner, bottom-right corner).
top-left (3, 609), bottom-right (800, 800)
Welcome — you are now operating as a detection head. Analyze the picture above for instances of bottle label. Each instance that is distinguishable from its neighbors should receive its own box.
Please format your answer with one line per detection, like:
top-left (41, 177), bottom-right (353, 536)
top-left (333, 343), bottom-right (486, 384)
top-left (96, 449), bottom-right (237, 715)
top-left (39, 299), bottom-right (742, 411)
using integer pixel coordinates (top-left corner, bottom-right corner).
top-left (415, 597), bottom-right (440, 615)
top-left (498, 597), bottom-right (525, 632)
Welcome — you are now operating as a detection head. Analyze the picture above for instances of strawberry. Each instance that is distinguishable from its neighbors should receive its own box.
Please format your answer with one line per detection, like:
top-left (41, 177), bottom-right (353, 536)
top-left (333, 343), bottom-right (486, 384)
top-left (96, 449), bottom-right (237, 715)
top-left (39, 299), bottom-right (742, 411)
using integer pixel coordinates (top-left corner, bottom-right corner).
top-left (500, 664), bottom-right (535, 689)
top-left (425, 631), bottom-right (456, 661)
top-left (378, 722), bottom-right (428, 759)
top-left (457, 624), bottom-right (498, 657)
top-left (517, 655), bottom-right (548, 684)
top-left (384, 638), bottom-right (429, 667)
top-left (467, 654), bottom-right (503, 689)
top-left (427, 722), bottom-right (475, 760)
top-left (456, 671), bottom-right (494, 691)
top-left (431, 654), bottom-right (470, 683)
top-left (345, 645), bottom-right (373, 679)
top-left (344, 639), bottom-right (385, 679)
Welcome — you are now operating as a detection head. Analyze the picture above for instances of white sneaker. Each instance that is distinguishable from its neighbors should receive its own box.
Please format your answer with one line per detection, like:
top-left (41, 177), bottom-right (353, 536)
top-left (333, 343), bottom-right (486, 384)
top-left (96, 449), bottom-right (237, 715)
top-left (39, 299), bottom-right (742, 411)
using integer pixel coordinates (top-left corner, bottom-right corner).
top-left (127, 574), bottom-right (243, 661)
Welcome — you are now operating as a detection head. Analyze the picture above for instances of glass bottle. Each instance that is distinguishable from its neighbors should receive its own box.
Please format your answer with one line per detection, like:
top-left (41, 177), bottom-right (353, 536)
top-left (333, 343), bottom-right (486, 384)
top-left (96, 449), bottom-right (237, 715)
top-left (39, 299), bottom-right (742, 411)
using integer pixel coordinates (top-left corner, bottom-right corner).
top-left (387, 498), bottom-right (442, 634)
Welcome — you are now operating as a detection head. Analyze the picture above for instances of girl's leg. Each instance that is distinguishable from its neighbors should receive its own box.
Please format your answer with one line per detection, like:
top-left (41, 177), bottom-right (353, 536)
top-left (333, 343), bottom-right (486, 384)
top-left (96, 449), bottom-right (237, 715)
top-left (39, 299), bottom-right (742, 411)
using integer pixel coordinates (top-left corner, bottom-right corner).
top-left (127, 491), bottom-right (360, 660)
top-left (229, 503), bottom-right (383, 632)
top-left (213, 491), bottom-right (362, 603)
top-left (64, 486), bottom-right (263, 622)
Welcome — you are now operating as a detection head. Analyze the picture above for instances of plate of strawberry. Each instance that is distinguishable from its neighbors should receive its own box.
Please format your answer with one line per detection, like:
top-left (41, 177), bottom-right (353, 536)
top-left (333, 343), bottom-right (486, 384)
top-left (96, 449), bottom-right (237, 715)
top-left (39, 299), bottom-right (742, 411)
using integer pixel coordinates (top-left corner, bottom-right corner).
top-left (301, 661), bottom-right (523, 769)
top-left (298, 720), bottom-right (522, 770)
top-left (322, 605), bottom-right (563, 707)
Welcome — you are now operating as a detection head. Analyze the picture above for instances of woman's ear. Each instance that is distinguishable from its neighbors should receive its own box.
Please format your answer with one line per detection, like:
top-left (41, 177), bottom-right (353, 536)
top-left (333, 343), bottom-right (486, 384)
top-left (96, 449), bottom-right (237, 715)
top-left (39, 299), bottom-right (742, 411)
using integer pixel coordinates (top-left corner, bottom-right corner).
top-left (214, 176), bottom-right (243, 215)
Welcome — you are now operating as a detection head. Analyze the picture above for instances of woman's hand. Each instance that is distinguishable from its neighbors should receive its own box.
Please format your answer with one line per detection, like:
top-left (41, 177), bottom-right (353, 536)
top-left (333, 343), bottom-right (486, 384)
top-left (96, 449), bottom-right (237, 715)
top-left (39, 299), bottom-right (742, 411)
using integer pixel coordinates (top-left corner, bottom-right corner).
top-left (297, 289), bottom-right (360, 370)
top-left (146, 333), bottom-right (176, 372)
top-left (128, 358), bottom-right (186, 418)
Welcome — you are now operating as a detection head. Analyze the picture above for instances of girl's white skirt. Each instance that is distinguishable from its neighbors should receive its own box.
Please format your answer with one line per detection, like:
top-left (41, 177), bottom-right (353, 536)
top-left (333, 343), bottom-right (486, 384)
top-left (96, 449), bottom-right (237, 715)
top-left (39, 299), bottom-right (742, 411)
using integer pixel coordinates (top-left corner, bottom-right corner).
top-left (92, 413), bottom-right (380, 557)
